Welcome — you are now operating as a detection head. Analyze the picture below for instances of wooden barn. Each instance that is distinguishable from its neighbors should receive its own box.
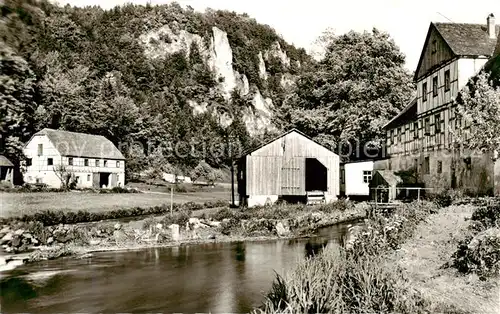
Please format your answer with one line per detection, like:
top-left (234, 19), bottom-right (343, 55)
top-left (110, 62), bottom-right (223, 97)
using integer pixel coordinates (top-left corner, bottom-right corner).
top-left (237, 129), bottom-right (340, 207)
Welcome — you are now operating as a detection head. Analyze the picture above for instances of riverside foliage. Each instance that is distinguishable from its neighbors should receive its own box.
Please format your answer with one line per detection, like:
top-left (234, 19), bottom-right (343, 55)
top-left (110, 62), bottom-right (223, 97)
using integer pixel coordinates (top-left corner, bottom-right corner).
top-left (257, 201), bottom-right (442, 313)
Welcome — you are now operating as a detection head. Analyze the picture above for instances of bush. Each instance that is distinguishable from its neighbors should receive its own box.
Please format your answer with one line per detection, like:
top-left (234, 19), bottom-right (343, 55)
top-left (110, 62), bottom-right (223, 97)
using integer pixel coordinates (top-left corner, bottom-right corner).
top-left (451, 227), bottom-right (500, 278)
top-left (470, 203), bottom-right (500, 231)
top-left (428, 189), bottom-right (453, 208)
top-left (0, 201), bottom-right (223, 226)
top-left (162, 210), bottom-right (192, 226)
top-left (316, 199), bottom-right (353, 213)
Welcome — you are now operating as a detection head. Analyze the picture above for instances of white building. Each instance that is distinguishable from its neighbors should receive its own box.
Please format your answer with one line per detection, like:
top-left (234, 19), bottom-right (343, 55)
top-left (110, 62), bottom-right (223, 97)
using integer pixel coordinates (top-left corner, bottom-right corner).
top-left (340, 160), bottom-right (374, 198)
top-left (23, 128), bottom-right (125, 188)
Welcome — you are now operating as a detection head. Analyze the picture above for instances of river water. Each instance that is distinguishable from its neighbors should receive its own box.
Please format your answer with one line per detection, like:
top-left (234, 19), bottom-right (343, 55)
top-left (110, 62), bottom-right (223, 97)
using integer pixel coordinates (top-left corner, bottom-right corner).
top-left (0, 220), bottom-right (361, 313)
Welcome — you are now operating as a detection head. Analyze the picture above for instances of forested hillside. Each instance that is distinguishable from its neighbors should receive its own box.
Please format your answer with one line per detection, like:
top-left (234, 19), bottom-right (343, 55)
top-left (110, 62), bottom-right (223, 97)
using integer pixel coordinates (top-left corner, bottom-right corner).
top-left (1, 0), bottom-right (414, 181)
top-left (1, 0), bottom-right (310, 178)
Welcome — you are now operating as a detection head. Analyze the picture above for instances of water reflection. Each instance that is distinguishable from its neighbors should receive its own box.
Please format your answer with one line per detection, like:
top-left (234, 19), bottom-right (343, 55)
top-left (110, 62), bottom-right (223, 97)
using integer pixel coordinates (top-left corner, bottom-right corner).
top-left (305, 240), bottom-right (328, 258)
top-left (0, 220), bottom-right (362, 313)
top-left (235, 242), bottom-right (246, 261)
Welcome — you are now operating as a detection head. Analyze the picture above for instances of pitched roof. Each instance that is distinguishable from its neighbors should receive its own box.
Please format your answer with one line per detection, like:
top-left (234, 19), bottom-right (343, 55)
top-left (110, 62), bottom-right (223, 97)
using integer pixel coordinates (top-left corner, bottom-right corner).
top-left (383, 97), bottom-right (417, 130)
top-left (33, 128), bottom-right (125, 160)
top-left (0, 155), bottom-right (14, 167)
top-left (240, 128), bottom-right (335, 157)
top-left (372, 170), bottom-right (403, 187)
top-left (433, 22), bottom-right (499, 57)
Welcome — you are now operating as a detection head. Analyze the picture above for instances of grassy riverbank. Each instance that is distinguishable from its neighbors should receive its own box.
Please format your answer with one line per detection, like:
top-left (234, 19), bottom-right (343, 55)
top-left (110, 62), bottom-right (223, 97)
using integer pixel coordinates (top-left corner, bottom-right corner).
top-left (393, 204), bottom-right (499, 313)
top-left (0, 200), bottom-right (366, 268)
top-left (256, 199), bottom-right (500, 314)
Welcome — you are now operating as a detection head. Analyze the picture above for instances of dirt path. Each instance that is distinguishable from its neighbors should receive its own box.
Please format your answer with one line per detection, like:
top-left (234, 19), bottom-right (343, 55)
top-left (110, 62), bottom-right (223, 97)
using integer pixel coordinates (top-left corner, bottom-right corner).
top-left (392, 205), bottom-right (499, 313)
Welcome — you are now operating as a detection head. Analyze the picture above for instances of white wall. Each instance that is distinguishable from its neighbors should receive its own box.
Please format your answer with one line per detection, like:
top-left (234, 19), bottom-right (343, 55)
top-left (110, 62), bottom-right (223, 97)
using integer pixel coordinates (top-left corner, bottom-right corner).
top-left (23, 134), bottom-right (125, 188)
top-left (344, 161), bottom-right (374, 196)
top-left (457, 58), bottom-right (489, 90)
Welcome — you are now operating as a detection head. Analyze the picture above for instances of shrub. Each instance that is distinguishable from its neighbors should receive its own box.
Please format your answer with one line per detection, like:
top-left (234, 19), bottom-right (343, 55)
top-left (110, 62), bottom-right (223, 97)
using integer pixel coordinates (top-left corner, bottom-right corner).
top-left (203, 199), bottom-right (229, 208)
top-left (429, 189), bottom-right (453, 208)
top-left (470, 203), bottom-right (500, 231)
top-left (212, 207), bottom-right (231, 221)
top-left (451, 227), bottom-right (500, 278)
top-left (173, 183), bottom-right (189, 193)
top-left (0, 201), bottom-right (223, 226)
top-left (162, 210), bottom-right (192, 226)
top-left (316, 199), bottom-right (354, 213)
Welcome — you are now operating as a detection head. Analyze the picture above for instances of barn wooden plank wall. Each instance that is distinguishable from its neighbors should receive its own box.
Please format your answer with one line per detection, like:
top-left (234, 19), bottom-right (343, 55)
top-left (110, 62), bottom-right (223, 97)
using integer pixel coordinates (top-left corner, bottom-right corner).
top-left (245, 132), bottom-right (339, 197)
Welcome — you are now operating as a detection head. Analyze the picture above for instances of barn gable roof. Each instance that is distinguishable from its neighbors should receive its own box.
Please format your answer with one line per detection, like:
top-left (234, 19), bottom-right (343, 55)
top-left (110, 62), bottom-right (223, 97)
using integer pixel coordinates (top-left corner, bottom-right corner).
top-left (30, 128), bottom-right (125, 160)
top-left (0, 155), bottom-right (14, 167)
top-left (240, 129), bottom-right (336, 157)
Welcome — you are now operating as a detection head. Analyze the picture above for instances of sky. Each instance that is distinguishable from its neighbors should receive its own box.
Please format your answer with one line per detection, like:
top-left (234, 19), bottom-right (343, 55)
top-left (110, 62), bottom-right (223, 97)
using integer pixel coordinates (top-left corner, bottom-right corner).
top-left (55, 0), bottom-right (498, 71)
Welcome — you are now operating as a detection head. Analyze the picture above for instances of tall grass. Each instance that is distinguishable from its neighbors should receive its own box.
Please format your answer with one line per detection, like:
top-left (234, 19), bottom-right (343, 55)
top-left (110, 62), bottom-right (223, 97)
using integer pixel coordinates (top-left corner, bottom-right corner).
top-left (259, 245), bottom-right (428, 314)
top-left (256, 201), bottom-right (441, 314)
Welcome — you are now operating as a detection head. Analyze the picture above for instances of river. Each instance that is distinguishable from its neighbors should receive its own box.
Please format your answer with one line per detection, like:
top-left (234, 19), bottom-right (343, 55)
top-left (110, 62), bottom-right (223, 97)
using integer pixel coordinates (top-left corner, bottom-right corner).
top-left (0, 220), bottom-right (361, 313)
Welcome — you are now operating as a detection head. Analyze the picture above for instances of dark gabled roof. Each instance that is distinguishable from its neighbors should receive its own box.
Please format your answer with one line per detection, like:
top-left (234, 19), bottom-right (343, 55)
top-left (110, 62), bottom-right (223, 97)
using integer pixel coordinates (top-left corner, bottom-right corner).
top-left (0, 155), bottom-right (14, 167)
top-left (32, 128), bottom-right (125, 160)
top-left (434, 23), bottom-right (499, 57)
top-left (240, 128), bottom-right (335, 157)
top-left (383, 97), bottom-right (417, 130)
top-left (371, 170), bottom-right (403, 187)
top-left (414, 21), bottom-right (499, 81)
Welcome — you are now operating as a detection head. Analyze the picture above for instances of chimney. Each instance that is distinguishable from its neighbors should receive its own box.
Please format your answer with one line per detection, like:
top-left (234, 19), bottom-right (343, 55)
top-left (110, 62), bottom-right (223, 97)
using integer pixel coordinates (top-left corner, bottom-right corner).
top-left (487, 13), bottom-right (496, 39)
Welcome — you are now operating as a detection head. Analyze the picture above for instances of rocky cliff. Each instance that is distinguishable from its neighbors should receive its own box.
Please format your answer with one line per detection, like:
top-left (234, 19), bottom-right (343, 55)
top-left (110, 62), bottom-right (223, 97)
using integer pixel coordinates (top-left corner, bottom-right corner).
top-left (136, 6), bottom-right (309, 135)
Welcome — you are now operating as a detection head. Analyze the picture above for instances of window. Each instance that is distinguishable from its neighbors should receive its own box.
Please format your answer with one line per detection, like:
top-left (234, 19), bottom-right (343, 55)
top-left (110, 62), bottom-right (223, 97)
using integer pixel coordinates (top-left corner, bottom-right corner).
top-left (437, 161), bottom-right (442, 174)
top-left (398, 128), bottom-right (402, 143)
top-left (116, 161), bottom-right (120, 168)
top-left (422, 82), bottom-right (428, 102)
top-left (87, 174), bottom-right (91, 181)
top-left (84, 159), bottom-right (89, 166)
top-left (413, 122), bottom-right (419, 139)
top-left (68, 157), bottom-right (73, 166)
top-left (435, 114), bottom-right (441, 133)
top-left (37, 144), bottom-right (43, 156)
top-left (76, 176), bottom-right (80, 183)
top-left (36, 178), bottom-right (42, 184)
top-left (96, 159), bottom-right (100, 167)
top-left (444, 70), bottom-right (450, 91)
top-left (432, 76), bottom-right (438, 97)
top-left (104, 160), bottom-right (108, 167)
top-left (26, 158), bottom-right (32, 166)
top-left (424, 157), bottom-right (430, 174)
top-left (431, 40), bottom-right (437, 54)
top-left (363, 171), bottom-right (372, 183)
top-left (47, 158), bottom-right (53, 166)
top-left (424, 118), bottom-right (430, 135)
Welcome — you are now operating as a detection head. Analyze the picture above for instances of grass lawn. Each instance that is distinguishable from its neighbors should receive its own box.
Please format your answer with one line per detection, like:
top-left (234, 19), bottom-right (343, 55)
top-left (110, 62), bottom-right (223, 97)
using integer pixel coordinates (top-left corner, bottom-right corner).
top-left (0, 188), bottom-right (231, 218)
top-left (392, 204), bottom-right (500, 313)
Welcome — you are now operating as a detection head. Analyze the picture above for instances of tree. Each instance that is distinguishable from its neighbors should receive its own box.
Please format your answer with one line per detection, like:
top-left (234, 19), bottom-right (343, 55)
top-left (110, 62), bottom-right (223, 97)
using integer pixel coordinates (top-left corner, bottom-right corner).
top-left (276, 28), bottom-right (414, 159)
top-left (453, 72), bottom-right (500, 155)
top-left (190, 160), bottom-right (222, 186)
top-left (53, 164), bottom-right (76, 189)
top-left (0, 43), bottom-right (36, 161)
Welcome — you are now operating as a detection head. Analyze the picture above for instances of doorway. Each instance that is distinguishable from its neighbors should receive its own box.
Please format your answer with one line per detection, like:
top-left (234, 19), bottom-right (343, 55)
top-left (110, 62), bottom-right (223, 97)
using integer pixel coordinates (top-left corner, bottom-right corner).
top-left (305, 158), bottom-right (327, 191)
top-left (99, 172), bottom-right (110, 188)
